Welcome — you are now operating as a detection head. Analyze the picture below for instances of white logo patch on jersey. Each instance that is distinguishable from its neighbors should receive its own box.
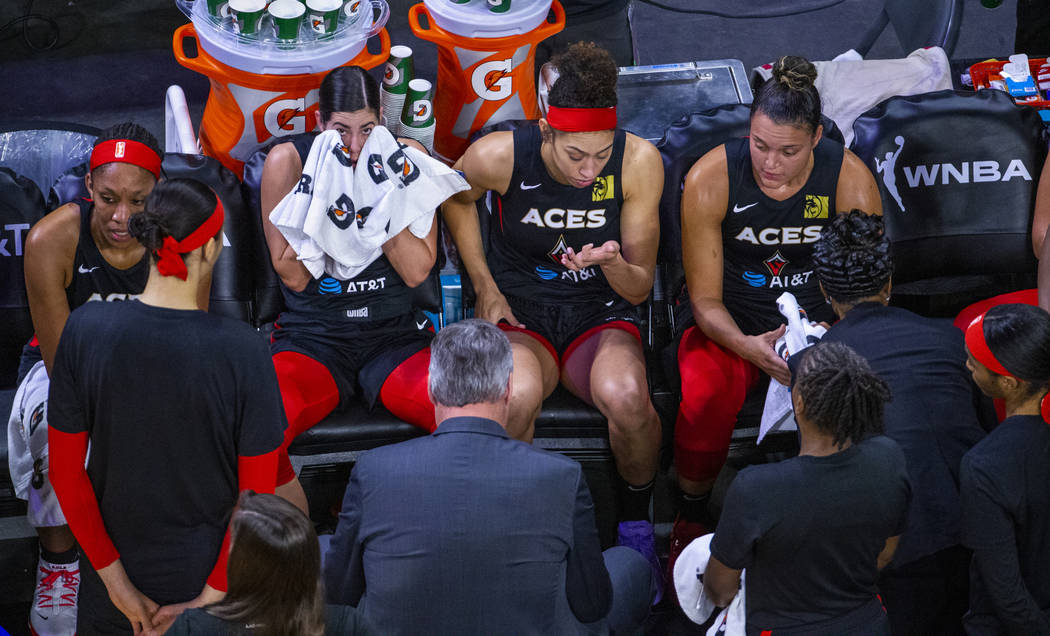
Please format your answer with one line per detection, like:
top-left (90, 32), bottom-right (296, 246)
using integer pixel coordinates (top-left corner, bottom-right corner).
top-left (734, 225), bottom-right (822, 246)
top-left (521, 207), bottom-right (606, 230)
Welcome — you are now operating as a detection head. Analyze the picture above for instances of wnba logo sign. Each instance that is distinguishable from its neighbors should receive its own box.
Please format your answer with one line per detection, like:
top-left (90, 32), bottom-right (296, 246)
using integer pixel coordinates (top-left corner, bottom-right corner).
top-left (411, 99), bottom-right (432, 123)
top-left (114, 141), bottom-right (127, 158)
top-left (471, 58), bottom-right (512, 101)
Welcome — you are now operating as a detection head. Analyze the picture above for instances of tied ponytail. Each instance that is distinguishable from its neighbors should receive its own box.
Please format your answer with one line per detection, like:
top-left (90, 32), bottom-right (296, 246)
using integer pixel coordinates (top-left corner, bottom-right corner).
top-left (752, 55), bottom-right (822, 134)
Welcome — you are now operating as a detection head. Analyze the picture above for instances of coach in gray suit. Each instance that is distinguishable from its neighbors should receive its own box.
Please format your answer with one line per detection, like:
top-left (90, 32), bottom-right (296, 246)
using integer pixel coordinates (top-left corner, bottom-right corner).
top-left (324, 319), bottom-right (652, 635)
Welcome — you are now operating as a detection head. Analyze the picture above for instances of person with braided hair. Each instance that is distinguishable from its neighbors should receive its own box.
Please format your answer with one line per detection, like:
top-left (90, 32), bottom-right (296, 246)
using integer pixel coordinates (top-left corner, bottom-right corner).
top-left (814, 209), bottom-right (989, 634)
top-left (703, 341), bottom-right (910, 635)
top-left (671, 55), bottom-right (882, 573)
top-left (961, 304), bottom-right (1050, 633)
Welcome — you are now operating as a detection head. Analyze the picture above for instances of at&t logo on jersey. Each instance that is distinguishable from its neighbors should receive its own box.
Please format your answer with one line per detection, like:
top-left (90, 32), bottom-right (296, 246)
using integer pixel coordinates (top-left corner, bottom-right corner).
top-left (592, 176), bottom-right (614, 202)
top-left (521, 207), bottom-right (607, 229)
top-left (471, 59), bottom-right (512, 101)
top-left (318, 276), bottom-right (388, 295)
top-left (734, 225), bottom-right (822, 245)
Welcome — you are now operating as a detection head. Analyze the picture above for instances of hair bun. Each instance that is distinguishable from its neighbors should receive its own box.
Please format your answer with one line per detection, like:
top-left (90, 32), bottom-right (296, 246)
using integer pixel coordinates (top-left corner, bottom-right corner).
top-left (127, 209), bottom-right (171, 252)
top-left (772, 56), bottom-right (817, 92)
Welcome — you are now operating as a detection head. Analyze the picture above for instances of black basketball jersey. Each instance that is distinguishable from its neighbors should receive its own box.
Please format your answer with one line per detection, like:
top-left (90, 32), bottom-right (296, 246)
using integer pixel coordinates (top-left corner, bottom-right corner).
top-left (18, 199), bottom-right (148, 378)
top-left (488, 124), bottom-right (627, 304)
top-left (721, 136), bottom-right (842, 335)
top-left (276, 133), bottom-right (414, 327)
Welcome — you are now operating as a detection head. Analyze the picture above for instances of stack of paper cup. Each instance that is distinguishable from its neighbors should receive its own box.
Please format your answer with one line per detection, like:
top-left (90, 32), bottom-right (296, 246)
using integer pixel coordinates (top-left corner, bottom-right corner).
top-left (381, 45), bottom-right (414, 136)
top-left (399, 78), bottom-right (435, 153)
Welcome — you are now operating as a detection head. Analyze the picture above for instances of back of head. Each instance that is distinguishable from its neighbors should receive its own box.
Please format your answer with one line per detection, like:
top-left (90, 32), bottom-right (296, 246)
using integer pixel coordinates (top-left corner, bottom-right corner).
top-left (982, 304), bottom-right (1050, 388)
top-left (751, 55), bottom-right (821, 134)
top-left (210, 492), bottom-right (325, 636)
top-left (429, 319), bottom-right (513, 407)
top-left (127, 178), bottom-right (219, 261)
top-left (813, 210), bottom-right (893, 304)
top-left (794, 341), bottom-right (890, 449)
top-left (320, 65), bottom-right (380, 122)
top-left (548, 41), bottom-right (618, 109)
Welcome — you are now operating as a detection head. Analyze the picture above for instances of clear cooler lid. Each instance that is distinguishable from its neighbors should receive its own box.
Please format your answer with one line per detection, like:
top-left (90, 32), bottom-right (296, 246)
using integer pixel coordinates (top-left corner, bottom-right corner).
top-left (616, 60), bottom-right (754, 141)
top-left (421, 0), bottom-right (550, 38)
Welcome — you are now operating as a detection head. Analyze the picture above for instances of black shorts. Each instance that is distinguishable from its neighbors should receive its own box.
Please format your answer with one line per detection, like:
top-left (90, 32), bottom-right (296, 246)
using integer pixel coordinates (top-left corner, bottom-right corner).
top-left (501, 294), bottom-right (641, 366)
top-left (270, 310), bottom-right (434, 407)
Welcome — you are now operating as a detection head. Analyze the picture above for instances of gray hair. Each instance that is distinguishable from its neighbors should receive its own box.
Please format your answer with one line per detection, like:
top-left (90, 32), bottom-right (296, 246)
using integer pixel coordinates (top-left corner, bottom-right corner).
top-left (428, 319), bottom-right (513, 407)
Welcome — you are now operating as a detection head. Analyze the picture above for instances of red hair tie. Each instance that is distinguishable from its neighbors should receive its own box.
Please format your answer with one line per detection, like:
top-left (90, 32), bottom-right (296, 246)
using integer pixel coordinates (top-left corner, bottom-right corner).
top-left (89, 139), bottom-right (162, 180)
top-left (153, 196), bottom-right (225, 280)
top-left (546, 105), bottom-right (617, 132)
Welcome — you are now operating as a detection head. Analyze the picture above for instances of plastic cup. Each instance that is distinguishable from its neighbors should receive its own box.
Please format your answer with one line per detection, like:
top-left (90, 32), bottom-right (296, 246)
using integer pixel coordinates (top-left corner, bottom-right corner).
top-left (307, 0), bottom-right (343, 36)
top-left (269, 0), bottom-right (306, 41)
top-left (401, 79), bottom-right (435, 130)
top-left (343, 0), bottom-right (365, 25)
top-left (229, 0), bottom-right (267, 35)
top-left (206, 0), bottom-right (231, 18)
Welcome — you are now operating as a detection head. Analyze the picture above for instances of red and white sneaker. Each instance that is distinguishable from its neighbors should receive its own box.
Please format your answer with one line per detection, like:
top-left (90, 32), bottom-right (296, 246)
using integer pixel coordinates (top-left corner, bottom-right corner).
top-left (30, 557), bottom-right (79, 636)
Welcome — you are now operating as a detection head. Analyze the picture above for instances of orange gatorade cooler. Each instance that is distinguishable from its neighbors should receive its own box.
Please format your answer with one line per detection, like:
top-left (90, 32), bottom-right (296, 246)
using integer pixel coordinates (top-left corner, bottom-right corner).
top-left (173, 0), bottom-right (390, 175)
top-left (408, 0), bottom-right (564, 161)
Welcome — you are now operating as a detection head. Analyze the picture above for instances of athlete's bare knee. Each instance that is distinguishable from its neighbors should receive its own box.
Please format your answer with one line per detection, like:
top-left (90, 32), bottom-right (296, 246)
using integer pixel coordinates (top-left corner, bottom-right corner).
top-left (594, 373), bottom-right (652, 423)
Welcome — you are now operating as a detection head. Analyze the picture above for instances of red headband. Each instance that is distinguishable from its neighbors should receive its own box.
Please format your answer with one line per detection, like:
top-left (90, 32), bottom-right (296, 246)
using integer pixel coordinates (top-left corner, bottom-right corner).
top-left (155, 196), bottom-right (224, 281)
top-left (90, 139), bottom-right (162, 180)
top-left (546, 105), bottom-right (617, 132)
top-left (966, 312), bottom-right (1050, 422)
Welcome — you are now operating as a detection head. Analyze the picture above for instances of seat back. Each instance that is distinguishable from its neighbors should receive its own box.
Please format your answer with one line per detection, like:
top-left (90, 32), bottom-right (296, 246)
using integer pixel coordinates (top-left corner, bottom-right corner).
top-left (0, 123), bottom-right (99, 210)
top-left (655, 104), bottom-right (844, 306)
top-left (163, 153), bottom-right (255, 322)
top-left (241, 134), bottom-right (443, 328)
top-left (0, 168), bottom-right (48, 387)
top-left (856, 0), bottom-right (962, 58)
top-left (850, 89), bottom-right (1047, 287)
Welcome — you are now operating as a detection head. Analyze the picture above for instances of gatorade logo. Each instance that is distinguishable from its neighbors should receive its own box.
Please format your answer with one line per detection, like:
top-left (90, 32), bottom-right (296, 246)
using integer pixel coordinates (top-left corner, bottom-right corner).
top-left (114, 141), bottom-right (126, 158)
top-left (471, 58), bottom-right (512, 101)
top-left (387, 149), bottom-right (420, 186)
top-left (384, 62), bottom-right (400, 86)
top-left (254, 95), bottom-right (318, 143)
top-left (367, 154), bottom-right (388, 184)
top-left (412, 99), bottom-right (432, 123)
top-left (327, 193), bottom-right (355, 230)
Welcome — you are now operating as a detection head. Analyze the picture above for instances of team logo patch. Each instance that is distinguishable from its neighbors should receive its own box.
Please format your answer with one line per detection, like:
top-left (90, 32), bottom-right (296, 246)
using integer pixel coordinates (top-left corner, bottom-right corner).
top-left (763, 250), bottom-right (789, 277)
top-left (547, 234), bottom-right (570, 264)
top-left (803, 194), bottom-right (829, 219)
top-left (592, 175), bottom-right (614, 202)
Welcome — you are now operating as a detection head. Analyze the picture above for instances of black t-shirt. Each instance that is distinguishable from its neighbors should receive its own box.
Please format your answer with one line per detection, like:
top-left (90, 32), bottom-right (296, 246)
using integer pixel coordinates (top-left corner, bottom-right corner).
top-left (48, 300), bottom-right (286, 605)
top-left (168, 604), bottom-right (375, 635)
top-left (720, 136), bottom-right (842, 335)
top-left (822, 303), bottom-right (987, 566)
top-left (488, 124), bottom-right (628, 304)
top-left (961, 415), bottom-right (1050, 633)
top-left (711, 435), bottom-right (910, 635)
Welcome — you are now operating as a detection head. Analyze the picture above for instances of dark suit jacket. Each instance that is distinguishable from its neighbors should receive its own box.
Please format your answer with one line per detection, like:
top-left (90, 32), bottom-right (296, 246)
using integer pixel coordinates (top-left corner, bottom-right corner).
top-left (324, 416), bottom-right (613, 635)
top-left (822, 302), bottom-right (989, 566)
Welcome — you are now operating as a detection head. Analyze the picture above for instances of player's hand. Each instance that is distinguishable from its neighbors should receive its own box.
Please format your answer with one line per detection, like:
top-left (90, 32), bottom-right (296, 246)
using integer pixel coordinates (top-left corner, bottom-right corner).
top-left (560, 240), bottom-right (621, 271)
top-left (476, 286), bottom-right (523, 328)
top-left (98, 562), bottom-right (159, 636)
top-left (741, 325), bottom-right (791, 386)
top-left (151, 584), bottom-right (224, 635)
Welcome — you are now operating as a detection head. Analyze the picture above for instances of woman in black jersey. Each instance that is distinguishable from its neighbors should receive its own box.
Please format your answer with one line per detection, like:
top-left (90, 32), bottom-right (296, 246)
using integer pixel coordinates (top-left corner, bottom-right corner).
top-left (7, 122), bottom-right (162, 635)
top-left (259, 66), bottom-right (439, 512)
top-left (48, 179), bottom-right (285, 634)
top-left (443, 41), bottom-right (666, 599)
top-left (962, 304), bottom-right (1050, 632)
top-left (704, 341), bottom-right (908, 635)
top-left (670, 56), bottom-right (882, 569)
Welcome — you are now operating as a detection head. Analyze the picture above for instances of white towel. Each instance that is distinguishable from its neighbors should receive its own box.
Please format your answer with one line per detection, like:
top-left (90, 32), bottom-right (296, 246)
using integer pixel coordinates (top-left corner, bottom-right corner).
top-left (270, 127), bottom-right (469, 280)
top-left (751, 47), bottom-right (953, 146)
top-left (673, 533), bottom-right (747, 636)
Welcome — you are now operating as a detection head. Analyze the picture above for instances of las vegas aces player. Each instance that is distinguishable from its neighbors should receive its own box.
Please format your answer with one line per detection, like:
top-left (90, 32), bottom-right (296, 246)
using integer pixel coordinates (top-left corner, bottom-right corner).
top-left (671, 55), bottom-right (882, 570)
top-left (443, 41), bottom-right (666, 600)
